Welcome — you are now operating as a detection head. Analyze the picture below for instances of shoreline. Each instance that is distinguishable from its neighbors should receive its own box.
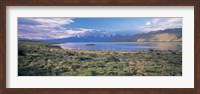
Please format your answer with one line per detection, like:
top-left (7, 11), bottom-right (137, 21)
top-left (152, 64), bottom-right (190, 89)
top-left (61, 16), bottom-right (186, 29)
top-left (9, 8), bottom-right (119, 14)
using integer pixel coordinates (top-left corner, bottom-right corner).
top-left (48, 44), bottom-right (182, 52)
top-left (47, 44), bottom-right (182, 55)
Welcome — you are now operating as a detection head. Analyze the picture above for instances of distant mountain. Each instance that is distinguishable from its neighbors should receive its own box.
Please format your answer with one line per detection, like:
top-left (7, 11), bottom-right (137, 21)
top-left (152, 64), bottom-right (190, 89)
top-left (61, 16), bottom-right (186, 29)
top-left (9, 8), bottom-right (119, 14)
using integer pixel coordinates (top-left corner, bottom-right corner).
top-left (18, 28), bottom-right (182, 43)
top-left (18, 38), bottom-right (30, 41)
top-left (39, 32), bottom-right (124, 43)
top-left (109, 28), bottom-right (182, 42)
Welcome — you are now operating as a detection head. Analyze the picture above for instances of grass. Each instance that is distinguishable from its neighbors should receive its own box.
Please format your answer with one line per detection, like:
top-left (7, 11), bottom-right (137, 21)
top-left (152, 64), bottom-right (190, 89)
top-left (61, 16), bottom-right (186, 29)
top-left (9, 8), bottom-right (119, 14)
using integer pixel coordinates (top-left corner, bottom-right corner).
top-left (18, 41), bottom-right (182, 76)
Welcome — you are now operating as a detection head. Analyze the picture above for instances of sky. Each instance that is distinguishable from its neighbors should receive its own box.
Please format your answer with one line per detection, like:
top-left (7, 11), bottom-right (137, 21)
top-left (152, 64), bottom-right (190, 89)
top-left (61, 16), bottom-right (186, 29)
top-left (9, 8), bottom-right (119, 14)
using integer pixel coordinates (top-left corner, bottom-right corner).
top-left (18, 17), bottom-right (182, 40)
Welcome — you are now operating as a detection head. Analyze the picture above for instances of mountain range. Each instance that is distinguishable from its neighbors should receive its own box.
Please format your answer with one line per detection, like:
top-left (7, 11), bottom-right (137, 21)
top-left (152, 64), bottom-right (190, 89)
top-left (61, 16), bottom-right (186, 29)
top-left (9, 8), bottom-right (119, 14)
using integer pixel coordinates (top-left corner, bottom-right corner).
top-left (19, 28), bottom-right (182, 43)
top-left (110, 28), bottom-right (182, 42)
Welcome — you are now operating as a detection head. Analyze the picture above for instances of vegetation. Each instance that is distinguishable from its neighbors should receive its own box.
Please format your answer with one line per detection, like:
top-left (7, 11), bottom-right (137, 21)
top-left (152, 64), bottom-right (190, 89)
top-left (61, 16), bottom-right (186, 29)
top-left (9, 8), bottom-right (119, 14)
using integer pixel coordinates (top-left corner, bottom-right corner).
top-left (18, 41), bottom-right (182, 76)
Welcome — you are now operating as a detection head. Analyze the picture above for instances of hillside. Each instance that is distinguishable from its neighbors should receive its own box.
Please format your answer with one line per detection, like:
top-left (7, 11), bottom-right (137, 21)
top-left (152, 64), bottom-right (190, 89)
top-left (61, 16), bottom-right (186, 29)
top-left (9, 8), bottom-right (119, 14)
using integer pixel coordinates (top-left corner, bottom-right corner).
top-left (109, 28), bottom-right (182, 42)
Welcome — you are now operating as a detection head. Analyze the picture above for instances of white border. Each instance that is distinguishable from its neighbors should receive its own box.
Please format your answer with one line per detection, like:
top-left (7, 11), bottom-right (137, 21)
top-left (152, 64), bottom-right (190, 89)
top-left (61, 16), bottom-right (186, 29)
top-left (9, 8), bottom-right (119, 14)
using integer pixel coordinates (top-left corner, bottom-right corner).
top-left (6, 6), bottom-right (194, 88)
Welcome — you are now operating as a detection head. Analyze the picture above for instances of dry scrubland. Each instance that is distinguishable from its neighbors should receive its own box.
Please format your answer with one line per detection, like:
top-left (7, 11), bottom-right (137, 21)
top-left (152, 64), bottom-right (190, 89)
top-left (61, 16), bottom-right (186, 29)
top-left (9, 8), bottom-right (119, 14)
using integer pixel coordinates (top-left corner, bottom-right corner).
top-left (18, 41), bottom-right (182, 76)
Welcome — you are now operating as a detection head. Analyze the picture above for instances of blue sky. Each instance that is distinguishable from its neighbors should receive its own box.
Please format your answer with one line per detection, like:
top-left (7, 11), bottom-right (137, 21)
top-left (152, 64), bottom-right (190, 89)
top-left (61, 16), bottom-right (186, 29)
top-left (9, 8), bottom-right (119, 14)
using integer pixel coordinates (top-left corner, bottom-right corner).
top-left (64, 18), bottom-right (150, 31)
top-left (18, 17), bottom-right (182, 40)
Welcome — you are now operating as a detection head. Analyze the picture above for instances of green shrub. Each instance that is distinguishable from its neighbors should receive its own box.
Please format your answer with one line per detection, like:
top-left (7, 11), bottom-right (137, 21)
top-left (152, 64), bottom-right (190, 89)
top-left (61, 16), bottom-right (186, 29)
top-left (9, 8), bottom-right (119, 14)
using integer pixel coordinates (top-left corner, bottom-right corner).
top-left (18, 47), bottom-right (26, 56)
top-left (105, 55), bottom-right (120, 62)
top-left (75, 56), bottom-right (92, 61)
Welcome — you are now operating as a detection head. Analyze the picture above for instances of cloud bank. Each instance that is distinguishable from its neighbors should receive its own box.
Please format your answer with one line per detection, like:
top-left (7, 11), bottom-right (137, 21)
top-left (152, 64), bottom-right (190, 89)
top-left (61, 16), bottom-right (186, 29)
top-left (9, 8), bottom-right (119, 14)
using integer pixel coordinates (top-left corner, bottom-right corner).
top-left (18, 18), bottom-right (92, 40)
top-left (139, 18), bottom-right (182, 31)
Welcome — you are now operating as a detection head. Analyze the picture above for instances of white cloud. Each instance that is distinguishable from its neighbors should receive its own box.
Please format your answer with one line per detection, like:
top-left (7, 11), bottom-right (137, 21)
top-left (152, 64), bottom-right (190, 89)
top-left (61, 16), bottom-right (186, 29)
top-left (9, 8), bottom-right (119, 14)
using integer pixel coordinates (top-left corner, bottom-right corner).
top-left (24, 18), bottom-right (74, 28)
top-left (18, 27), bottom-right (93, 40)
top-left (145, 21), bottom-right (151, 25)
top-left (65, 28), bottom-right (93, 36)
top-left (139, 18), bottom-right (182, 31)
top-left (18, 18), bottom-right (94, 40)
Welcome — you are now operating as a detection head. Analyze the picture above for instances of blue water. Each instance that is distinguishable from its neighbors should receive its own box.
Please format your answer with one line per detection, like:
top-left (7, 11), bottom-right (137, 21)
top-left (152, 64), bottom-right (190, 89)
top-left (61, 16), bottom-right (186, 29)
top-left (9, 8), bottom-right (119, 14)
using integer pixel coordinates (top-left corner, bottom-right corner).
top-left (54, 42), bottom-right (182, 51)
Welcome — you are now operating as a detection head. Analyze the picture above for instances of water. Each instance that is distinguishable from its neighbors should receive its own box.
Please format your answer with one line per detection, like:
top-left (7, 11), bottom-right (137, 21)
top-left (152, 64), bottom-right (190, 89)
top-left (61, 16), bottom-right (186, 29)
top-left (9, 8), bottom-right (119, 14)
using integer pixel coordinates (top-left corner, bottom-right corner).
top-left (53, 42), bottom-right (182, 51)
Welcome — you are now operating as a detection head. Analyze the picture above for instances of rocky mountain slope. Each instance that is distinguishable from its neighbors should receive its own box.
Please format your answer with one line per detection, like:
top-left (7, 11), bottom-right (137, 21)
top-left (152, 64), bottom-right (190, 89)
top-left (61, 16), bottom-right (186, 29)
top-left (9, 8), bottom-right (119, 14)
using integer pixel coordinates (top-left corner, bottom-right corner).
top-left (109, 28), bottom-right (182, 42)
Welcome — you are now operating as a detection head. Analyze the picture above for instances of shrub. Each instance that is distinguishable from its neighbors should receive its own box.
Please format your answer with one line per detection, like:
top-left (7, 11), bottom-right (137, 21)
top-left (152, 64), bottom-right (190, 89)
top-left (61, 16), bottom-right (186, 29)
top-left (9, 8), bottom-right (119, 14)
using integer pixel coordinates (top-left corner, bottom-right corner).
top-left (75, 56), bottom-right (92, 61)
top-left (18, 47), bottom-right (26, 56)
top-left (105, 55), bottom-right (120, 62)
